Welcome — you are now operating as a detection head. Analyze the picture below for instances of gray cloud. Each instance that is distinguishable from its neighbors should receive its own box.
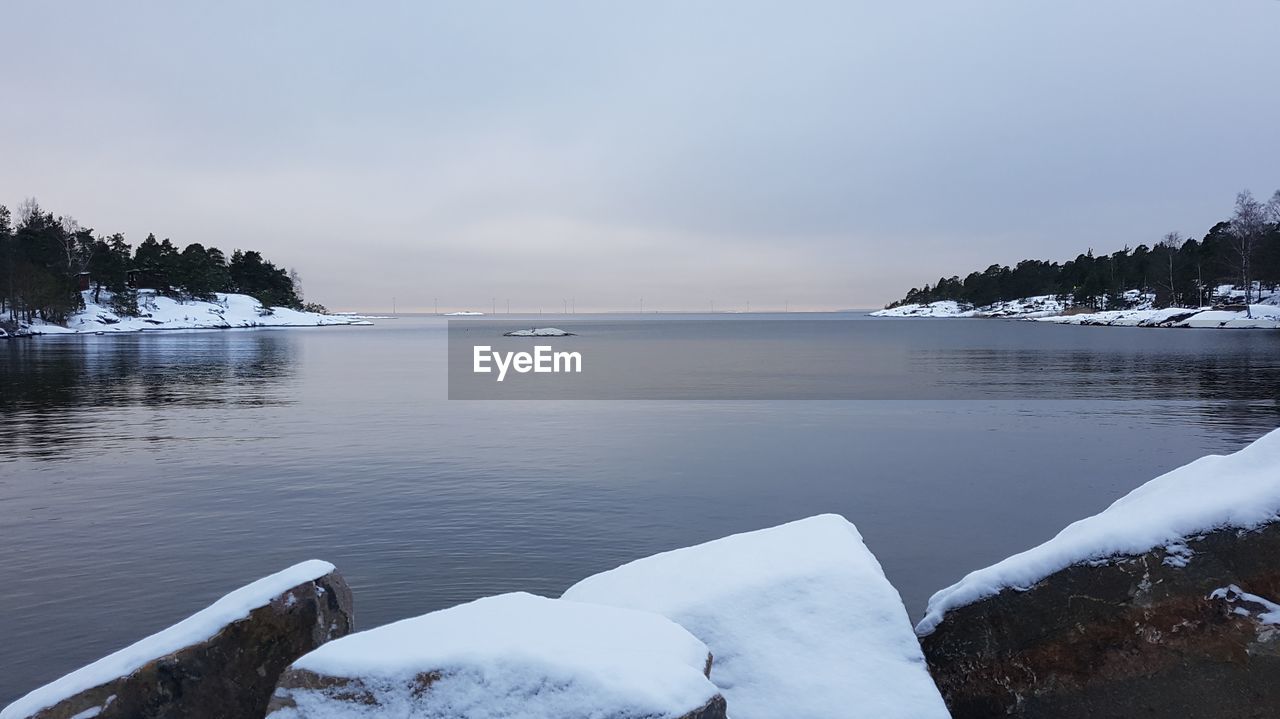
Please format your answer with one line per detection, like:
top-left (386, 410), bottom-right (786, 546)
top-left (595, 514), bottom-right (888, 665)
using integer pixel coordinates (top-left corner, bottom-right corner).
top-left (2, 1), bottom-right (1278, 311)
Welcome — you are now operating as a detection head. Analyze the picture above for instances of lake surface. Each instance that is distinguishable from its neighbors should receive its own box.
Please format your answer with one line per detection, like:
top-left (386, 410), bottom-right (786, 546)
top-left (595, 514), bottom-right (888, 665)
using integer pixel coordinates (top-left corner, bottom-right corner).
top-left (3, 314), bottom-right (1279, 705)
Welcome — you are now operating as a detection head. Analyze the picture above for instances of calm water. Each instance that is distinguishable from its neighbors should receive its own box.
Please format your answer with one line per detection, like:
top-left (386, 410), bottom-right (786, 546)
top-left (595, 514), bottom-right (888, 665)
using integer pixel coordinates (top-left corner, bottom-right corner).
top-left (2, 314), bottom-right (1279, 704)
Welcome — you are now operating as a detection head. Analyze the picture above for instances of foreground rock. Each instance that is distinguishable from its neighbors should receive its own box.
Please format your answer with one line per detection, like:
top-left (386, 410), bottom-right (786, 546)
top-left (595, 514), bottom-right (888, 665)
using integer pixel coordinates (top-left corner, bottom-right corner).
top-left (2, 560), bottom-right (353, 719)
top-left (268, 592), bottom-right (725, 719)
top-left (919, 429), bottom-right (1280, 718)
top-left (564, 514), bottom-right (950, 719)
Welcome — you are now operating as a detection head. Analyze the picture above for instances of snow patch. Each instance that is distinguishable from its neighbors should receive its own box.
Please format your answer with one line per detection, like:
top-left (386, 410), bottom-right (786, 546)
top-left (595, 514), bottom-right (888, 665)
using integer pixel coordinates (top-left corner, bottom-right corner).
top-left (871, 295), bottom-right (1069, 319)
top-left (1162, 542), bottom-right (1194, 568)
top-left (17, 291), bottom-right (370, 335)
top-left (1037, 304), bottom-right (1280, 329)
top-left (1, 560), bottom-right (335, 719)
top-left (1209, 585), bottom-right (1280, 625)
top-left (870, 301), bottom-right (976, 318)
top-left (919, 429), bottom-right (1280, 636)
top-left (563, 514), bottom-right (949, 719)
top-left (271, 592), bottom-right (718, 719)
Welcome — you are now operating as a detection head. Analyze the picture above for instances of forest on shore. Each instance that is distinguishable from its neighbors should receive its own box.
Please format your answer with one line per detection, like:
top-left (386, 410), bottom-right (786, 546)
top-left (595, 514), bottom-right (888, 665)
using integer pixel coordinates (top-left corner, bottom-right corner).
top-left (0, 199), bottom-right (320, 325)
top-left (889, 189), bottom-right (1280, 310)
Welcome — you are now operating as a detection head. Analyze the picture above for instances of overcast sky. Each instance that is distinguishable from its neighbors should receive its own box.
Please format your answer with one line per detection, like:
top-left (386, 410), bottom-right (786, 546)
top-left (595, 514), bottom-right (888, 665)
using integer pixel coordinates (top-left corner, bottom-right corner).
top-left (2, 1), bottom-right (1278, 311)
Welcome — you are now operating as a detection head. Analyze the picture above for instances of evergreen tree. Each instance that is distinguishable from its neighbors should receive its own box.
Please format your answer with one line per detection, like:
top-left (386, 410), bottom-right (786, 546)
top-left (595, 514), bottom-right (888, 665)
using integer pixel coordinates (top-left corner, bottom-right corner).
top-left (886, 188), bottom-right (1280, 311)
top-left (88, 233), bottom-right (131, 303)
top-left (229, 250), bottom-right (302, 308)
top-left (0, 206), bottom-right (12, 320)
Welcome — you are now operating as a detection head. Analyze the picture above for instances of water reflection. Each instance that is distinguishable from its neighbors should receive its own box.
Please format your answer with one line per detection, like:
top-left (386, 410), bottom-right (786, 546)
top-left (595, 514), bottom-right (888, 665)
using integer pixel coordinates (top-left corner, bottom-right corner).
top-left (926, 348), bottom-right (1280, 399)
top-left (0, 332), bottom-right (296, 458)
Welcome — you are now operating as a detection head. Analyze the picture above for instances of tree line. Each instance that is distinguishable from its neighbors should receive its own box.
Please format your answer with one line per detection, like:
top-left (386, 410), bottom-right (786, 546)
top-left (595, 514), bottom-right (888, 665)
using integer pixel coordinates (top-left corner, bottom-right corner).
top-left (890, 189), bottom-right (1280, 310)
top-left (1, 198), bottom-right (315, 325)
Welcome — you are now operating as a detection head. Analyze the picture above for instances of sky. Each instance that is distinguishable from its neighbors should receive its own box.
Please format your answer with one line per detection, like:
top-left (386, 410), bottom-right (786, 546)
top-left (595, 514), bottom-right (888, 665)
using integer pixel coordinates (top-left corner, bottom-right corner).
top-left (2, 1), bottom-right (1278, 312)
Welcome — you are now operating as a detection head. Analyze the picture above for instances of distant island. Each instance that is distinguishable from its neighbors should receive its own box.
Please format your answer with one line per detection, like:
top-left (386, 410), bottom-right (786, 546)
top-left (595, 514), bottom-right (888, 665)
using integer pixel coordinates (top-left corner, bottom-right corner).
top-left (0, 198), bottom-right (364, 336)
top-left (876, 189), bottom-right (1280, 328)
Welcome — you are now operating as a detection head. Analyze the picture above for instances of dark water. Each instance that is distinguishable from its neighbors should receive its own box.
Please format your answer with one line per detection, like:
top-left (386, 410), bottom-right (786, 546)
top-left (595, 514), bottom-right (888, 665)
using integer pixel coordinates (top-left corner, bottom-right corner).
top-left (2, 314), bottom-right (1279, 704)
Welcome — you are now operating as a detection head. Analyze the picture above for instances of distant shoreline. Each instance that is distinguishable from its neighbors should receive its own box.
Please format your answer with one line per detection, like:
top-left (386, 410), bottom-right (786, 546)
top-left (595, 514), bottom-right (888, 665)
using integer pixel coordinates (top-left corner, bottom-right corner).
top-left (869, 292), bottom-right (1280, 329)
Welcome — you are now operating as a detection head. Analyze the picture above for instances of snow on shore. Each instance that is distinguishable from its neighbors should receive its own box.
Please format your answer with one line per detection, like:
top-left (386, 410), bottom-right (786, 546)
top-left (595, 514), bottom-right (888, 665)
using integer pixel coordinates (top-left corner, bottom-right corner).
top-left (871, 295), bottom-right (1068, 319)
top-left (15, 291), bottom-right (370, 335)
top-left (1037, 304), bottom-right (1280, 329)
top-left (1, 561), bottom-right (335, 719)
top-left (271, 592), bottom-right (719, 719)
top-left (871, 300), bottom-right (977, 318)
top-left (875, 288), bottom-right (1280, 328)
top-left (563, 514), bottom-right (949, 719)
top-left (917, 428), bottom-right (1280, 637)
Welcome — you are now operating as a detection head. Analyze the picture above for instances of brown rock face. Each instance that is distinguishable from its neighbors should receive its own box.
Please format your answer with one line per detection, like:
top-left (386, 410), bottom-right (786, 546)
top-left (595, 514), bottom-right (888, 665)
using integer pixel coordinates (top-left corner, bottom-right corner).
top-left (921, 521), bottom-right (1280, 719)
top-left (267, 652), bottom-right (728, 719)
top-left (16, 569), bottom-right (354, 719)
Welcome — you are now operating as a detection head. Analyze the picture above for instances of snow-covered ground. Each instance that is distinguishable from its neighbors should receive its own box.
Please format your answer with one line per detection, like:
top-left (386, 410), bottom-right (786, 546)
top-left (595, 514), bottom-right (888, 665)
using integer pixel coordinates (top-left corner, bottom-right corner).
top-left (874, 287), bottom-right (1280, 328)
top-left (502, 327), bottom-right (574, 337)
top-left (270, 592), bottom-right (720, 719)
top-left (11, 290), bottom-right (371, 335)
top-left (871, 295), bottom-right (1072, 319)
top-left (563, 514), bottom-right (950, 719)
top-left (975, 295), bottom-right (1071, 318)
top-left (870, 300), bottom-right (977, 318)
top-left (443, 311), bottom-right (484, 316)
top-left (1, 560), bottom-right (336, 719)
top-left (917, 427), bottom-right (1280, 636)
top-left (1037, 304), bottom-right (1280, 329)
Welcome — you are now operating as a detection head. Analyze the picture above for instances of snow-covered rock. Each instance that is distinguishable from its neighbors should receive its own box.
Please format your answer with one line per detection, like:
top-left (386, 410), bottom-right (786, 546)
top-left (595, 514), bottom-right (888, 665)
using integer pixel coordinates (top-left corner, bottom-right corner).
top-left (871, 295), bottom-right (1067, 319)
top-left (267, 592), bottom-right (726, 719)
top-left (2, 560), bottom-right (353, 719)
top-left (563, 514), bottom-right (949, 719)
top-left (18, 290), bottom-right (372, 335)
top-left (1036, 304), bottom-right (1280, 329)
top-left (918, 429), bottom-right (1280, 718)
top-left (502, 327), bottom-right (575, 337)
top-left (920, 428), bottom-right (1280, 634)
top-left (870, 301), bottom-right (977, 318)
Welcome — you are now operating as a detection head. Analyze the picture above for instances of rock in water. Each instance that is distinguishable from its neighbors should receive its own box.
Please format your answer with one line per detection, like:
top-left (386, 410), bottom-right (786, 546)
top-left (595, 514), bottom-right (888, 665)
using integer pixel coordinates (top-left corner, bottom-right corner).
top-left (918, 430), bottom-right (1280, 719)
top-left (2, 560), bottom-right (354, 719)
top-left (267, 592), bottom-right (726, 719)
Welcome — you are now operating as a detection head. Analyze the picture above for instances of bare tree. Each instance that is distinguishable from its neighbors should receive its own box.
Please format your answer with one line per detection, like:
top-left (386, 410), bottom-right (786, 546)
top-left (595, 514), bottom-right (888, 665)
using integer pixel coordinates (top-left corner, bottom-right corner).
top-left (1230, 190), bottom-right (1267, 304)
top-left (16, 197), bottom-right (40, 224)
top-left (1157, 232), bottom-right (1182, 307)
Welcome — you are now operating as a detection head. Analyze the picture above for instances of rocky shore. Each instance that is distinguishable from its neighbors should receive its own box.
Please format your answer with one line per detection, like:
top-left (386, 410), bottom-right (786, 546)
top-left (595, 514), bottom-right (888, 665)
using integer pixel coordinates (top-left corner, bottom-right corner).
top-left (6, 430), bottom-right (1280, 718)
top-left (872, 288), bottom-right (1280, 329)
top-left (5, 290), bottom-right (370, 337)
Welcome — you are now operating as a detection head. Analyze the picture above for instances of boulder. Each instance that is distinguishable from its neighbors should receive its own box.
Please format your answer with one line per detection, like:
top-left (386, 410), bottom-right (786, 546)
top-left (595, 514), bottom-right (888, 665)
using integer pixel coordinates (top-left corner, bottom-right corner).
top-left (2, 560), bottom-right (353, 719)
top-left (563, 514), bottom-right (950, 719)
top-left (267, 592), bottom-right (726, 719)
top-left (918, 429), bottom-right (1280, 719)
top-left (921, 521), bottom-right (1280, 718)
